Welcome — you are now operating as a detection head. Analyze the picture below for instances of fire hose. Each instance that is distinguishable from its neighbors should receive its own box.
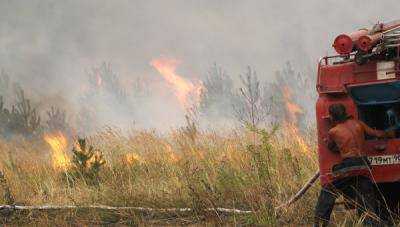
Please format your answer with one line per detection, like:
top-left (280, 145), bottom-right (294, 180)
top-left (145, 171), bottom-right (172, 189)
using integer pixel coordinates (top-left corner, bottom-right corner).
top-left (275, 171), bottom-right (320, 210)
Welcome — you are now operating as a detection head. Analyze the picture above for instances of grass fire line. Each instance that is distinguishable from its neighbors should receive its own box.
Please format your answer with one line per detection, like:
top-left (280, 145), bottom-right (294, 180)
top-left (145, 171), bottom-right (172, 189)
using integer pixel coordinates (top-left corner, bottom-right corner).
top-left (0, 126), bottom-right (318, 225)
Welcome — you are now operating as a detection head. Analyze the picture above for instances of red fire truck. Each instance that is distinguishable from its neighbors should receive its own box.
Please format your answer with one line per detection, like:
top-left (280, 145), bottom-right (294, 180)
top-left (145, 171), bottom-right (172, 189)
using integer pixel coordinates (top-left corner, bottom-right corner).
top-left (316, 20), bottom-right (400, 210)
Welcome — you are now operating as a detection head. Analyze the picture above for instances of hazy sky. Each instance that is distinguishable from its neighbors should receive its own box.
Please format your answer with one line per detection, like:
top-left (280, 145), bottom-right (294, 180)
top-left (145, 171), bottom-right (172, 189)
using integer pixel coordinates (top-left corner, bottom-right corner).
top-left (0, 0), bottom-right (398, 129)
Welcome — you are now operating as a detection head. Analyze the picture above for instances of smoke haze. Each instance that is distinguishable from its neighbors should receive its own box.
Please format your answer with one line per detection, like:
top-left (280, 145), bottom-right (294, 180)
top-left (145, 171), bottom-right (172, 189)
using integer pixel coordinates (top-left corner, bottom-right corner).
top-left (0, 0), bottom-right (398, 130)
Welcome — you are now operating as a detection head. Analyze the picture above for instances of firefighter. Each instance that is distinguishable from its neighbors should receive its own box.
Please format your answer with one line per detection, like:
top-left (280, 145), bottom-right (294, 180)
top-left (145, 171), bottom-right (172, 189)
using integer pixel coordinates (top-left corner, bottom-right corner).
top-left (314, 103), bottom-right (393, 227)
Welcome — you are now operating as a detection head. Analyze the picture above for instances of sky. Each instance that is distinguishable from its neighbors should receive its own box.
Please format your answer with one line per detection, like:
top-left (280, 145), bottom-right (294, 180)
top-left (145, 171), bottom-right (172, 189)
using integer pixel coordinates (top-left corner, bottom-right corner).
top-left (0, 0), bottom-right (398, 129)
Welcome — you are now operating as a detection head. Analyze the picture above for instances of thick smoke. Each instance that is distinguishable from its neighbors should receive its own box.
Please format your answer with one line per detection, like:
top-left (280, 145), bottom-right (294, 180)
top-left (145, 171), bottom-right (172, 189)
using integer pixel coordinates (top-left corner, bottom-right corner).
top-left (0, 0), bottom-right (398, 132)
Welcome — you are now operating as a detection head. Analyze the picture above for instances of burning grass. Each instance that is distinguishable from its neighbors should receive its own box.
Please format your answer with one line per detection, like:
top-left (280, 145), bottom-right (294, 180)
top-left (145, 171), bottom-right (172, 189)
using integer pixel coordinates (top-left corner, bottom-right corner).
top-left (43, 132), bottom-right (69, 170)
top-left (0, 126), bottom-right (322, 225)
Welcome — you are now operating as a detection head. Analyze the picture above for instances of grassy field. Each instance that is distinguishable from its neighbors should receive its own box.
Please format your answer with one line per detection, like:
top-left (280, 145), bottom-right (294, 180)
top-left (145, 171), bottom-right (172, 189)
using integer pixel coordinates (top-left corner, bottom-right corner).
top-left (0, 125), bottom-right (340, 226)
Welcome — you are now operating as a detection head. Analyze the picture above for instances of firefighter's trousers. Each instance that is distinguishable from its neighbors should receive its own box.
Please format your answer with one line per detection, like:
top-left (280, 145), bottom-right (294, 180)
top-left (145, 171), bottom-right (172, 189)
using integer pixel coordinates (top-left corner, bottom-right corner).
top-left (314, 175), bottom-right (378, 226)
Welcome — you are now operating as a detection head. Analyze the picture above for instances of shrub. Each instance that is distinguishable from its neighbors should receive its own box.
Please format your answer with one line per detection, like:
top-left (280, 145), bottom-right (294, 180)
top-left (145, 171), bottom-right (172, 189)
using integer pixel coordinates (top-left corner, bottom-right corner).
top-left (69, 138), bottom-right (106, 185)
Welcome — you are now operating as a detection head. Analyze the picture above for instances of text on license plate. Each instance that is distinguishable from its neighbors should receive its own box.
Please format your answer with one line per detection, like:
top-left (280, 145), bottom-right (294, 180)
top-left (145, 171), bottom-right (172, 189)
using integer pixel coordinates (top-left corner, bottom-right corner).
top-left (368, 154), bottom-right (400, 166)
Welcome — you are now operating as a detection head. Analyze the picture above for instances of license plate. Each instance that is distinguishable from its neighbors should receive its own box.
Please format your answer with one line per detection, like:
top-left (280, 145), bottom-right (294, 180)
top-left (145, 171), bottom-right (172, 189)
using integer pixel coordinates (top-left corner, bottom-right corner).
top-left (368, 154), bottom-right (400, 166)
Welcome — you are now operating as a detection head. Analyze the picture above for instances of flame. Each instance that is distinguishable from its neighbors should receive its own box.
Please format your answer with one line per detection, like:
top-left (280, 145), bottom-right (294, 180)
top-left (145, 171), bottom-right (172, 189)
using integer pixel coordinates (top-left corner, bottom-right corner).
top-left (281, 86), bottom-right (312, 158)
top-left (284, 123), bottom-right (313, 159)
top-left (150, 58), bottom-right (202, 108)
top-left (97, 76), bottom-right (102, 87)
top-left (95, 71), bottom-right (102, 87)
top-left (282, 86), bottom-right (303, 123)
top-left (164, 143), bottom-right (181, 163)
top-left (123, 153), bottom-right (143, 165)
top-left (44, 132), bottom-right (70, 170)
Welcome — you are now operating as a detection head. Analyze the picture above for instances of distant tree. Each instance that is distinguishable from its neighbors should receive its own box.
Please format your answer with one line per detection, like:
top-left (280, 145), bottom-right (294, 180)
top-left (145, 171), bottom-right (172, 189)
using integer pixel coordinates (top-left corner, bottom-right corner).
top-left (265, 61), bottom-right (316, 129)
top-left (0, 96), bottom-right (11, 136)
top-left (75, 107), bottom-right (97, 136)
top-left (0, 71), bottom-right (42, 137)
top-left (86, 62), bottom-right (127, 104)
top-left (234, 66), bottom-right (270, 129)
top-left (199, 63), bottom-right (238, 120)
top-left (0, 70), bottom-right (10, 98)
top-left (131, 75), bottom-right (151, 99)
top-left (8, 87), bottom-right (41, 136)
top-left (0, 69), bottom-right (22, 104)
top-left (78, 62), bottom-right (133, 134)
top-left (46, 106), bottom-right (70, 134)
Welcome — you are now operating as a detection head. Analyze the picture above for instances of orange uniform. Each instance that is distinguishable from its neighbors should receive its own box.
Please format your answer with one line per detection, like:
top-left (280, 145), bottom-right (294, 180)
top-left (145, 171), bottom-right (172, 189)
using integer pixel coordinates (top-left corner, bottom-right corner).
top-left (328, 119), bottom-right (386, 158)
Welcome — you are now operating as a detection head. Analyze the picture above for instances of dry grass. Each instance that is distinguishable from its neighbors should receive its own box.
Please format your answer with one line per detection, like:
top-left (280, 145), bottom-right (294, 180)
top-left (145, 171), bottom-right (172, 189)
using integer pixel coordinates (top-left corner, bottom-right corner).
top-left (0, 125), bottom-right (323, 225)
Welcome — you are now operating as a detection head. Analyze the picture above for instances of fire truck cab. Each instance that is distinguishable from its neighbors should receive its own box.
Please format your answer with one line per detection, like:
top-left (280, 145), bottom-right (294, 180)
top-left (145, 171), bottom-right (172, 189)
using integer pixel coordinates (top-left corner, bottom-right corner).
top-left (316, 21), bottom-right (400, 212)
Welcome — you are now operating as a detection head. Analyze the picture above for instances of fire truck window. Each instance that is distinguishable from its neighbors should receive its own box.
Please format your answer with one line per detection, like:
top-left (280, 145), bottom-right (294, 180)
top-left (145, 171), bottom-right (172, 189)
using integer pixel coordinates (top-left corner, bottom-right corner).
top-left (358, 103), bottom-right (400, 139)
top-left (349, 82), bottom-right (400, 105)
